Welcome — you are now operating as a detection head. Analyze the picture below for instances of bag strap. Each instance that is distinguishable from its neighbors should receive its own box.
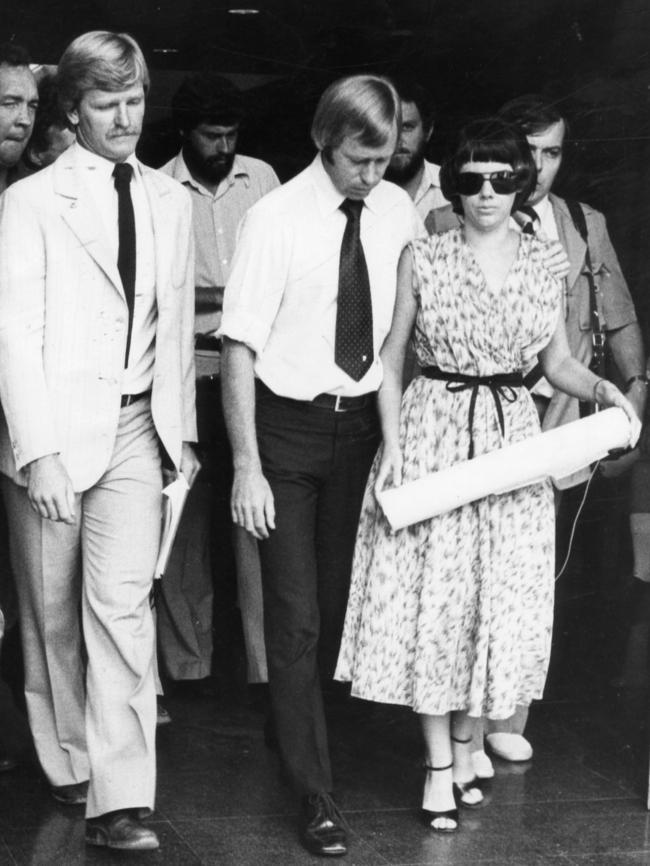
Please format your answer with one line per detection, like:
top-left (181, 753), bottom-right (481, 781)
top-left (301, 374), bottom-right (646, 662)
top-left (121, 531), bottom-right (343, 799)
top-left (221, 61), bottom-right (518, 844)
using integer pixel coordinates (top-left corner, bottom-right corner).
top-left (565, 198), bottom-right (606, 379)
top-left (524, 198), bottom-right (604, 394)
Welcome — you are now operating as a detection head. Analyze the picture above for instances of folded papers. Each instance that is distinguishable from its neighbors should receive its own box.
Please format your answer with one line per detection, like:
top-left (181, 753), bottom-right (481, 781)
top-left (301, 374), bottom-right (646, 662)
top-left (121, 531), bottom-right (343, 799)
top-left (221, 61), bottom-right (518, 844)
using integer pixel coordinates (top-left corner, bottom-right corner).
top-left (155, 474), bottom-right (190, 578)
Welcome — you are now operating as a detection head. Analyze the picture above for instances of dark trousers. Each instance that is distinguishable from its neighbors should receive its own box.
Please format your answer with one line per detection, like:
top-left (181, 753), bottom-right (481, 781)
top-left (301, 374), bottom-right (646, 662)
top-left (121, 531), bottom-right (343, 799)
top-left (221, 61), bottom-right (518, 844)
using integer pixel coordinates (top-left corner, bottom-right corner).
top-left (256, 384), bottom-right (379, 795)
top-left (157, 375), bottom-right (239, 681)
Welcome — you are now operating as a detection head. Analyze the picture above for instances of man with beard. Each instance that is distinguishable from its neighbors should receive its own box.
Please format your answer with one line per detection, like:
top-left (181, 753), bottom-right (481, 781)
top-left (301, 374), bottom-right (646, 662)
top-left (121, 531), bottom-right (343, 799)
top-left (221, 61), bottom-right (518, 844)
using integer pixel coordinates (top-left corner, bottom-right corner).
top-left (159, 73), bottom-right (278, 692)
top-left (384, 77), bottom-right (446, 230)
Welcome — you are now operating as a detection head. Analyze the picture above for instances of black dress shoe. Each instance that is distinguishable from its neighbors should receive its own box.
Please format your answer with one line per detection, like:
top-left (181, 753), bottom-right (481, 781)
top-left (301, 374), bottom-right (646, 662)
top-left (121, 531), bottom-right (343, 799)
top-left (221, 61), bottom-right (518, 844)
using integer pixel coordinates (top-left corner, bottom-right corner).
top-left (300, 792), bottom-right (347, 857)
top-left (51, 780), bottom-right (89, 805)
top-left (86, 809), bottom-right (159, 851)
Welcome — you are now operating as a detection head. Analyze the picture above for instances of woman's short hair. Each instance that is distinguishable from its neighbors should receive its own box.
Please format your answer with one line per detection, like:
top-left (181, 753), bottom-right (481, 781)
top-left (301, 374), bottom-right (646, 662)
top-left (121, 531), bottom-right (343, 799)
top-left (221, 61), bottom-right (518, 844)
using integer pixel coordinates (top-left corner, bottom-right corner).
top-left (440, 117), bottom-right (536, 215)
top-left (57, 31), bottom-right (150, 117)
top-left (311, 75), bottom-right (401, 154)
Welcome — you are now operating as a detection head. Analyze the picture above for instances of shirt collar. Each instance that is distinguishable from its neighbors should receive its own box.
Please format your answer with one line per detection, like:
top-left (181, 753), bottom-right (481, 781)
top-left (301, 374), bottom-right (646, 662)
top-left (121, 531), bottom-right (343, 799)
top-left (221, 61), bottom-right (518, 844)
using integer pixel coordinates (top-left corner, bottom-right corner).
top-left (413, 159), bottom-right (441, 204)
top-left (72, 140), bottom-right (140, 181)
top-left (172, 150), bottom-right (250, 195)
top-left (534, 195), bottom-right (552, 222)
top-left (310, 152), bottom-right (382, 216)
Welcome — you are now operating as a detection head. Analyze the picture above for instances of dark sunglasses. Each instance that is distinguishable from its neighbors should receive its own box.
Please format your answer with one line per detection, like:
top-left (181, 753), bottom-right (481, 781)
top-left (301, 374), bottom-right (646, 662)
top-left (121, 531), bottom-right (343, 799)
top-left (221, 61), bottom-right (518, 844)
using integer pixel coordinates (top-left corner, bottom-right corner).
top-left (457, 170), bottom-right (521, 196)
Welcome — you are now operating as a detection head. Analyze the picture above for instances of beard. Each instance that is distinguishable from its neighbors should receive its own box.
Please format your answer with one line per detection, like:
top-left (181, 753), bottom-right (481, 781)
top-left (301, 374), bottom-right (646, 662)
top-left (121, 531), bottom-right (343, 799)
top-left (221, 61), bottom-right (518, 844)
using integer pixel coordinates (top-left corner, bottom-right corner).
top-left (183, 145), bottom-right (236, 185)
top-left (384, 141), bottom-right (427, 185)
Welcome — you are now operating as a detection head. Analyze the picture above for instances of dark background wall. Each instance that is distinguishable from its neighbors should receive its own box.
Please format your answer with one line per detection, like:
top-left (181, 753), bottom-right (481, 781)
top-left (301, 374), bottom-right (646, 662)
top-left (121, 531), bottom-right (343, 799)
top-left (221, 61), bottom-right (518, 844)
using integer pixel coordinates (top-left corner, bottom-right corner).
top-left (2, 0), bottom-right (649, 321)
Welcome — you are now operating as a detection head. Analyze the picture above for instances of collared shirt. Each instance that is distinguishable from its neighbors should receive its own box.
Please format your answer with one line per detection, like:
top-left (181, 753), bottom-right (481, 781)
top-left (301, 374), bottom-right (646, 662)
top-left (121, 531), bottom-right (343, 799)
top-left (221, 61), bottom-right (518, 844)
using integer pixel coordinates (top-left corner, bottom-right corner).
top-left (72, 142), bottom-right (156, 395)
top-left (533, 195), bottom-right (560, 242)
top-left (161, 151), bottom-right (279, 335)
top-left (220, 154), bottom-right (424, 399)
top-left (413, 159), bottom-right (447, 222)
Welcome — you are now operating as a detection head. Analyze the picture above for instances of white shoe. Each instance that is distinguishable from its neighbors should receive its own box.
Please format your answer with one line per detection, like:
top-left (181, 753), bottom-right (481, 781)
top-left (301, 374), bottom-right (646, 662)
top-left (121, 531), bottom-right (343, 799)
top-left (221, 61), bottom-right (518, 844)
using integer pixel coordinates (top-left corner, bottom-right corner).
top-left (471, 749), bottom-right (495, 779)
top-left (485, 732), bottom-right (533, 762)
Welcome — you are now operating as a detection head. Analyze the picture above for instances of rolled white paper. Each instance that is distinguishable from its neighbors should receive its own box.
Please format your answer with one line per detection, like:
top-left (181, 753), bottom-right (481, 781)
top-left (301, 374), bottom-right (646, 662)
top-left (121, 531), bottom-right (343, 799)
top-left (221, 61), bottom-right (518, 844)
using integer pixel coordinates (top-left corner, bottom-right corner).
top-left (376, 407), bottom-right (632, 531)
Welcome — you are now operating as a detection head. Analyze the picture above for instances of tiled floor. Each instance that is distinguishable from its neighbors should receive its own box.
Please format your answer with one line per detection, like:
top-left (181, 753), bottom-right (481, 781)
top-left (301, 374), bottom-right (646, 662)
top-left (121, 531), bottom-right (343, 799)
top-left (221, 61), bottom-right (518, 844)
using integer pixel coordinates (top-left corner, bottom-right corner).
top-left (0, 480), bottom-right (648, 865)
top-left (0, 675), bottom-right (648, 866)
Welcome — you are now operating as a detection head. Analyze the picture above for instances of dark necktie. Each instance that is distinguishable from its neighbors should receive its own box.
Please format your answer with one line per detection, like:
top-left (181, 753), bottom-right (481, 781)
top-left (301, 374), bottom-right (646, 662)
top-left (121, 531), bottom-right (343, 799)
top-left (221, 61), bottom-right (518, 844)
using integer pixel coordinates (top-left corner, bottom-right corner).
top-left (335, 199), bottom-right (373, 382)
top-left (113, 162), bottom-right (136, 367)
top-left (519, 205), bottom-right (539, 235)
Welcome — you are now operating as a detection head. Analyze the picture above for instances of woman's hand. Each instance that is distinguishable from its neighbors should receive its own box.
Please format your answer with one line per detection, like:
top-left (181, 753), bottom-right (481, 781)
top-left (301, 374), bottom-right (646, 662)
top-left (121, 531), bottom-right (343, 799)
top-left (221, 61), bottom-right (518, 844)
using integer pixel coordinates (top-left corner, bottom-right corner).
top-left (595, 379), bottom-right (642, 448)
top-left (374, 444), bottom-right (403, 499)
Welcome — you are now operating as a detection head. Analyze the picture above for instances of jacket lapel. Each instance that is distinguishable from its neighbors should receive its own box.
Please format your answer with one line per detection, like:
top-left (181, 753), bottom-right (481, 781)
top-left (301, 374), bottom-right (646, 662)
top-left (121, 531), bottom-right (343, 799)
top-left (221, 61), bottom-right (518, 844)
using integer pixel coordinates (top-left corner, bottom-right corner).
top-left (53, 148), bottom-right (123, 294)
top-left (551, 194), bottom-right (586, 290)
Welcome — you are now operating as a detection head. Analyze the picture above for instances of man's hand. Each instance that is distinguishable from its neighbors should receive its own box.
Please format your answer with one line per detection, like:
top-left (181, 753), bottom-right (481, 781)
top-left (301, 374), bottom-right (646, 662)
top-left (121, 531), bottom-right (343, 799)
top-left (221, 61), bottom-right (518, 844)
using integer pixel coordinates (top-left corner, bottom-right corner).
top-left (25, 454), bottom-right (76, 524)
top-left (179, 442), bottom-right (201, 487)
top-left (231, 465), bottom-right (275, 540)
top-left (542, 241), bottom-right (570, 280)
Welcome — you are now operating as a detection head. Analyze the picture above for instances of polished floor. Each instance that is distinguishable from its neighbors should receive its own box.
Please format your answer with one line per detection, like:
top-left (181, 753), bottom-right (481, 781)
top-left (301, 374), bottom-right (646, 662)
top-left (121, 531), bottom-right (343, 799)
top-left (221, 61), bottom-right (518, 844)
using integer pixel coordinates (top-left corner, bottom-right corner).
top-left (0, 656), bottom-right (648, 866)
top-left (1, 484), bottom-right (649, 865)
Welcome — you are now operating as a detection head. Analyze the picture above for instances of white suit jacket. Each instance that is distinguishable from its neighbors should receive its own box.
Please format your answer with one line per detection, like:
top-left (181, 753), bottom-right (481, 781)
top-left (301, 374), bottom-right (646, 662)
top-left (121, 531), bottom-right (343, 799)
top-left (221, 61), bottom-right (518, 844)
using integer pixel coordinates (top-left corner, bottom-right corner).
top-left (0, 146), bottom-right (197, 491)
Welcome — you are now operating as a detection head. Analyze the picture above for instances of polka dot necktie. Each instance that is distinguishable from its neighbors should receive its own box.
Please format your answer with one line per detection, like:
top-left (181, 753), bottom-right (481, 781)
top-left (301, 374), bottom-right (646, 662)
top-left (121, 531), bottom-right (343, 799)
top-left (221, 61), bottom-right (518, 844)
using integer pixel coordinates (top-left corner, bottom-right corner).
top-left (112, 161), bottom-right (136, 367)
top-left (335, 198), bottom-right (373, 382)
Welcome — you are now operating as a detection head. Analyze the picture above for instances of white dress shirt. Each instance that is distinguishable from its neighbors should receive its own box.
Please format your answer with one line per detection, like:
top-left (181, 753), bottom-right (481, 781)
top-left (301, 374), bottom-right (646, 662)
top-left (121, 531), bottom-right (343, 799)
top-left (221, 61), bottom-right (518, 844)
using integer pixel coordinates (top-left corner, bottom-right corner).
top-left (220, 154), bottom-right (424, 399)
top-left (72, 142), bottom-right (156, 395)
top-left (413, 159), bottom-right (447, 220)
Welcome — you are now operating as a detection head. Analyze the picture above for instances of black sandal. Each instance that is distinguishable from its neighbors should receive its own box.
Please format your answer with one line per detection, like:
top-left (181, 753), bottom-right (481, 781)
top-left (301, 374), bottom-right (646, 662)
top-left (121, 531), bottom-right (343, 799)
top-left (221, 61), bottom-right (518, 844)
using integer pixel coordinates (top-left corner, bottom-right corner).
top-left (422, 762), bottom-right (459, 833)
top-left (451, 735), bottom-right (484, 809)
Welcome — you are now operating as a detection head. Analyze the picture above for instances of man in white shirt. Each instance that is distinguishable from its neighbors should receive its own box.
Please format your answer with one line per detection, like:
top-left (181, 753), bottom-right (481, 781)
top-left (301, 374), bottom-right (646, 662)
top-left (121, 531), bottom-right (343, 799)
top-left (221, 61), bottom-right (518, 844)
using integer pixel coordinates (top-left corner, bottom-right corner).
top-left (221, 75), bottom-right (422, 857)
top-left (0, 31), bottom-right (199, 851)
top-left (384, 76), bottom-right (446, 227)
top-left (159, 72), bottom-right (279, 691)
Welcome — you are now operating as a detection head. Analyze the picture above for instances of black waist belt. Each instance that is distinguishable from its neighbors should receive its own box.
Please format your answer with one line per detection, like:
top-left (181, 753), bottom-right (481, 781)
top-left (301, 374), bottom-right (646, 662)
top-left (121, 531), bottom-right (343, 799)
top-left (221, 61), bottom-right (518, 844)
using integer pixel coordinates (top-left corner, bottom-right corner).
top-left (120, 390), bottom-right (151, 408)
top-left (421, 366), bottom-right (523, 459)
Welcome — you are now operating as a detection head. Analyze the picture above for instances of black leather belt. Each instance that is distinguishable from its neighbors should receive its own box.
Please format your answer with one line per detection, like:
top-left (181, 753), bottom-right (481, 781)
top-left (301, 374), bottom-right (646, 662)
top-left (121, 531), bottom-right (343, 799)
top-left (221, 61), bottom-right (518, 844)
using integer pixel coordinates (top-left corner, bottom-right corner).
top-left (311, 392), bottom-right (375, 412)
top-left (120, 390), bottom-right (151, 408)
top-left (421, 366), bottom-right (523, 459)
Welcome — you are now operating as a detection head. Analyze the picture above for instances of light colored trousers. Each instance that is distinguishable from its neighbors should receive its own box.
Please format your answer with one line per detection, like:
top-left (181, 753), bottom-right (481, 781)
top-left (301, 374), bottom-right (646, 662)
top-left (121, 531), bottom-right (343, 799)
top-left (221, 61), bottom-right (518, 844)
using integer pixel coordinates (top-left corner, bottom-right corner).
top-left (1, 398), bottom-right (162, 818)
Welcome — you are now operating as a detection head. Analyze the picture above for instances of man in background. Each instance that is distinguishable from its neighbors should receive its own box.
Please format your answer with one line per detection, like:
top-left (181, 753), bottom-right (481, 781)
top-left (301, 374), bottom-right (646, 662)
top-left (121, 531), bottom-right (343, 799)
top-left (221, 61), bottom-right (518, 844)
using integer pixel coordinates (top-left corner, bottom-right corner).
top-left (384, 76), bottom-right (446, 226)
top-left (159, 72), bottom-right (278, 692)
top-left (0, 40), bottom-right (38, 774)
top-left (0, 42), bottom-right (37, 192)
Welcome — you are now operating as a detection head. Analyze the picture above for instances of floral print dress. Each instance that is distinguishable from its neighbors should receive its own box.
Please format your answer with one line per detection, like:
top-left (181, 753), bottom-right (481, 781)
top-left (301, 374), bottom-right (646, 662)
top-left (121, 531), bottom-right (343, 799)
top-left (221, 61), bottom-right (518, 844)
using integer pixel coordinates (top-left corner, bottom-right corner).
top-left (335, 228), bottom-right (561, 719)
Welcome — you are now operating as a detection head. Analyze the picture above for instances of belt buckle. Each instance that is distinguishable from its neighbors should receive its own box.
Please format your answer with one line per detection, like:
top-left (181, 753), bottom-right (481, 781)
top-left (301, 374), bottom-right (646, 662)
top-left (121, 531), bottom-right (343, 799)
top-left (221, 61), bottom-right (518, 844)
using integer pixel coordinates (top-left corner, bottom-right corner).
top-left (333, 394), bottom-right (345, 412)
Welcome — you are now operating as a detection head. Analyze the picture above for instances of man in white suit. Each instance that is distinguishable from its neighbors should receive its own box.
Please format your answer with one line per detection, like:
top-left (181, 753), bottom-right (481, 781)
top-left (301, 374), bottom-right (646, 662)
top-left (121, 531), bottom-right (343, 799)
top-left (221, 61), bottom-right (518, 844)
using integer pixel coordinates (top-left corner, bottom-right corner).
top-left (0, 31), bottom-right (199, 851)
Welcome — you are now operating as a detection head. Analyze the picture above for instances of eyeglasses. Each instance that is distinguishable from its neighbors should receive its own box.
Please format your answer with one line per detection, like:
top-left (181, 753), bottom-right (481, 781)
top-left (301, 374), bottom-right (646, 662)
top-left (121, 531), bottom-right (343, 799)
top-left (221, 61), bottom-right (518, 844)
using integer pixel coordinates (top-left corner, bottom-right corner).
top-left (456, 170), bottom-right (521, 196)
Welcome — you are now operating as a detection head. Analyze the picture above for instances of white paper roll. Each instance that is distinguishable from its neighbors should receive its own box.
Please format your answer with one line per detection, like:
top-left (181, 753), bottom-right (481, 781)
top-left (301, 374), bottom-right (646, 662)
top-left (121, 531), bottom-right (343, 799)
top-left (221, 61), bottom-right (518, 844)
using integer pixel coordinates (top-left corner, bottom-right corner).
top-left (377, 407), bottom-right (632, 531)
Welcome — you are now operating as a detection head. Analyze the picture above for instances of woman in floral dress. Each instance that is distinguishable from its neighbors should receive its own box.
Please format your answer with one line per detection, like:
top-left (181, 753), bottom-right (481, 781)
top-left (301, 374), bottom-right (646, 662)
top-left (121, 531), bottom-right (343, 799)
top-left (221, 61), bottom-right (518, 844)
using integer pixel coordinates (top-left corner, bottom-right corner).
top-left (335, 118), bottom-right (639, 833)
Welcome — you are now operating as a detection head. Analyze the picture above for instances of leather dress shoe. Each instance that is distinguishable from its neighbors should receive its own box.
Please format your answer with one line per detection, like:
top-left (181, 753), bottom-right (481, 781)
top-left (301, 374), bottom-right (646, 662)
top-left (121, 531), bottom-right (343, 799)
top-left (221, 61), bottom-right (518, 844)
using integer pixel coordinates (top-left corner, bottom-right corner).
top-left (86, 809), bottom-right (160, 851)
top-left (51, 780), bottom-right (89, 805)
top-left (300, 792), bottom-right (347, 857)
